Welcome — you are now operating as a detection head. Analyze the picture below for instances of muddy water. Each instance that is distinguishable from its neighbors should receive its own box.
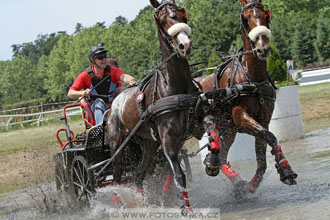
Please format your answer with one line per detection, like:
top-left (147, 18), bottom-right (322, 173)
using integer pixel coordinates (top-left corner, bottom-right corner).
top-left (1, 128), bottom-right (330, 220)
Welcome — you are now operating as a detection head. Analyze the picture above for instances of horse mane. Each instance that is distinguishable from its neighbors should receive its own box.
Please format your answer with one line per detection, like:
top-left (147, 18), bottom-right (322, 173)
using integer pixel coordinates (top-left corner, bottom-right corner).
top-left (106, 58), bottom-right (119, 68)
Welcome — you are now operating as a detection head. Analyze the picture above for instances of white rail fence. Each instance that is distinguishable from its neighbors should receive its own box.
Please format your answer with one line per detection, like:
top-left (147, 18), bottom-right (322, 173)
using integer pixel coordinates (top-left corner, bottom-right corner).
top-left (0, 107), bottom-right (81, 131)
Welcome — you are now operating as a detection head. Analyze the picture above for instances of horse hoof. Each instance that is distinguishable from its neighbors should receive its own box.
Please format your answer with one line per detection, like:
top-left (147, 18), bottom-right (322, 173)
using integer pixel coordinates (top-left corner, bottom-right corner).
top-left (205, 166), bottom-right (220, 176)
top-left (203, 153), bottom-right (220, 176)
top-left (233, 180), bottom-right (248, 199)
top-left (282, 177), bottom-right (297, 185)
top-left (181, 205), bottom-right (193, 216)
top-left (279, 167), bottom-right (298, 185)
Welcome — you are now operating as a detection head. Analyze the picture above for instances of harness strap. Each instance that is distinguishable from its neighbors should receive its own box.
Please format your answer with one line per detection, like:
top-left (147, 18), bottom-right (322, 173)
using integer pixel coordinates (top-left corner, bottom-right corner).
top-left (140, 93), bottom-right (200, 121)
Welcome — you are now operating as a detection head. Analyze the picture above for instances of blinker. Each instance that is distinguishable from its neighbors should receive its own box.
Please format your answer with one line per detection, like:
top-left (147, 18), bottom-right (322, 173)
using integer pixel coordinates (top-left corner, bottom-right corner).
top-left (253, 7), bottom-right (259, 18)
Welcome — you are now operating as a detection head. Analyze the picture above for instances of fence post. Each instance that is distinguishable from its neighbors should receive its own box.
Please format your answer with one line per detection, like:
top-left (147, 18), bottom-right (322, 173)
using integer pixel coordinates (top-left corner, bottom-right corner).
top-left (37, 114), bottom-right (42, 127)
top-left (6, 117), bottom-right (13, 131)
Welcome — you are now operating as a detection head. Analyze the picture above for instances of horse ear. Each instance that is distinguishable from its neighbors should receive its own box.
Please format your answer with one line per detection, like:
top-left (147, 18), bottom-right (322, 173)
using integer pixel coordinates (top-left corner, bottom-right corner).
top-left (182, 8), bottom-right (189, 21)
top-left (239, 0), bottom-right (247, 7)
top-left (266, 8), bottom-right (272, 23)
top-left (150, 0), bottom-right (160, 9)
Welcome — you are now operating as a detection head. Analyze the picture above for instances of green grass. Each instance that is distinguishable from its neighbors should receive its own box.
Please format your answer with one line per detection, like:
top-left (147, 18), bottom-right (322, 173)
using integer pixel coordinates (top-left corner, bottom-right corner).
top-left (298, 82), bottom-right (330, 133)
top-left (298, 82), bottom-right (330, 103)
top-left (0, 118), bottom-right (84, 157)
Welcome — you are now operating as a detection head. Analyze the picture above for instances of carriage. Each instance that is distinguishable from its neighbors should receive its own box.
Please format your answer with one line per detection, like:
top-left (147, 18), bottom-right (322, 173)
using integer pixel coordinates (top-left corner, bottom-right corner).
top-left (54, 102), bottom-right (193, 206)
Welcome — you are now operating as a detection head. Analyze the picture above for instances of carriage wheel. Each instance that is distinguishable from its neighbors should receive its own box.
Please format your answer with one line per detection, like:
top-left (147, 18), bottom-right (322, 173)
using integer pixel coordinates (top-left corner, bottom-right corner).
top-left (179, 147), bottom-right (192, 183)
top-left (70, 156), bottom-right (96, 206)
top-left (54, 153), bottom-right (69, 193)
top-left (55, 161), bottom-right (67, 192)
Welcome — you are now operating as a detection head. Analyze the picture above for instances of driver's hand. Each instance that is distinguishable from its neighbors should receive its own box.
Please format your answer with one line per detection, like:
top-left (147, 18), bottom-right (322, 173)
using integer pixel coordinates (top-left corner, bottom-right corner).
top-left (129, 79), bottom-right (137, 86)
top-left (82, 89), bottom-right (92, 97)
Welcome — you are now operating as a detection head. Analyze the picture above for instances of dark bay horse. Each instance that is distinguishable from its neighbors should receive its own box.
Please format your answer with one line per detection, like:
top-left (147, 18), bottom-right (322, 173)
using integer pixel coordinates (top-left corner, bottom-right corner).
top-left (195, 0), bottom-right (297, 195)
top-left (105, 0), bottom-right (196, 211)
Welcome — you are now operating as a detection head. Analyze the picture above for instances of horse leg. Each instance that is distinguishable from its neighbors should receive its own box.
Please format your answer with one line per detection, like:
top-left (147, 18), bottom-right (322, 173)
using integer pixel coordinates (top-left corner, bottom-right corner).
top-left (161, 140), bottom-right (192, 214)
top-left (135, 141), bottom-right (159, 194)
top-left (246, 137), bottom-right (267, 193)
top-left (202, 116), bottom-right (221, 176)
top-left (232, 106), bottom-right (298, 185)
top-left (106, 114), bottom-right (126, 184)
top-left (216, 128), bottom-right (250, 198)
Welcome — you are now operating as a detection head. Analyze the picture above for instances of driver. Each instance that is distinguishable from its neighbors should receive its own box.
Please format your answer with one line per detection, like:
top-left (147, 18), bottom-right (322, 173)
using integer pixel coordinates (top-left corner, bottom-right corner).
top-left (68, 42), bottom-right (137, 125)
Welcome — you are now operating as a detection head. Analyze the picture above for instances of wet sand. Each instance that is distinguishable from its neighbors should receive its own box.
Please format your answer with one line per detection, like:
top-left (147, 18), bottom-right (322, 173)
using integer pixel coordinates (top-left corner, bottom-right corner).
top-left (1, 128), bottom-right (330, 219)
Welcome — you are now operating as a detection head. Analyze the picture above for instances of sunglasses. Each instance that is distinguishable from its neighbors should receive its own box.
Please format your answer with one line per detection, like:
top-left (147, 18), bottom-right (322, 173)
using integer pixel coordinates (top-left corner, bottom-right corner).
top-left (95, 55), bottom-right (107, 60)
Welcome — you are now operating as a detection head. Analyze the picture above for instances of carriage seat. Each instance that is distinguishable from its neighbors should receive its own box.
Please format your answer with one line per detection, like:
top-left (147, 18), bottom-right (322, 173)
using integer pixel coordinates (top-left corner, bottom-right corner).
top-left (80, 102), bottom-right (96, 130)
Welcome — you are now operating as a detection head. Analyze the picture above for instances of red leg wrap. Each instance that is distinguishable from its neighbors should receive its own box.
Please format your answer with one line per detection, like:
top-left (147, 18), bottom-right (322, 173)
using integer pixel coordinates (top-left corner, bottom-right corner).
top-left (272, 145), bottom-right (292, 172)
top-left (136, 187), bottom-right (144, 194)
top-left (112, 192), bottom-right (124, 206)
top-left (180, 190), bottom-right (193, 213)
top-left (207, 125), bottom-right (221, 151)
top-left (162, 174), bottom-right (174, 194)
top-left (246, 175), bottom-right (262, 193)
top-left (221, 163), bottom-right (239, 183)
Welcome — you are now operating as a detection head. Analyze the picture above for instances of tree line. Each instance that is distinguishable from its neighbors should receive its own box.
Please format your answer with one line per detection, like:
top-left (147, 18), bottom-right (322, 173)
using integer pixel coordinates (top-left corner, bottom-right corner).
top-left (0, 0), bottom-right (329, 110)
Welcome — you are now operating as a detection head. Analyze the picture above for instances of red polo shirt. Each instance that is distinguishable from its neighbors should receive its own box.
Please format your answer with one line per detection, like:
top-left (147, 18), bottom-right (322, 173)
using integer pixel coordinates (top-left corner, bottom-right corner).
top-left (70, 65), bottom-right (124, 91)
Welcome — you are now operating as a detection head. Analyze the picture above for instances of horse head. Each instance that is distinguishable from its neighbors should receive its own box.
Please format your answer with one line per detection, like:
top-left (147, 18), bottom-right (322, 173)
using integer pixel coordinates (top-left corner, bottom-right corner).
top-left (150, 0), bottom-right (192, 57)
top-left (240, 0), bottom-right (272, 60)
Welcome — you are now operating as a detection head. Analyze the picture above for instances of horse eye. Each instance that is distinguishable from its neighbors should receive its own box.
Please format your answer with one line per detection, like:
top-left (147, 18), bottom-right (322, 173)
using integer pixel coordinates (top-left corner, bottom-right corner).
top-left (160, 20), bottom-right (167, 26)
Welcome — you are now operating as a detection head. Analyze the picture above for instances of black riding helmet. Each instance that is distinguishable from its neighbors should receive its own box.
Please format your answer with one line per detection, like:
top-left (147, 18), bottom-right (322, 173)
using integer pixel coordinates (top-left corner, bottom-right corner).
top-left (88, 42), bottom-right (108, 62)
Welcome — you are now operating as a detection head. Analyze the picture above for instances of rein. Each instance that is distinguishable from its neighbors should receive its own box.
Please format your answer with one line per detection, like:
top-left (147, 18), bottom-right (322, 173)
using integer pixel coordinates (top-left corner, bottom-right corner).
top-left (191, 47), bottom-right (257, 77)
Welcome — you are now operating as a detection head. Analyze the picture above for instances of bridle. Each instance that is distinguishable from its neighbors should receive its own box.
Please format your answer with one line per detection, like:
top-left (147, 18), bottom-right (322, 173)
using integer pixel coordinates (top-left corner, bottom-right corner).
top-left (240, 1), bottom-right (270, 53)
top-left (153, 1), bottom-right (190, 56)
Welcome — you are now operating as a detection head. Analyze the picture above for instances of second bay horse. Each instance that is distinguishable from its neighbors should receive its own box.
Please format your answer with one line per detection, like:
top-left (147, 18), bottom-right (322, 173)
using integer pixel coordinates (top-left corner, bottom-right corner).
top-left (196, 0), bottom-right (297, 195)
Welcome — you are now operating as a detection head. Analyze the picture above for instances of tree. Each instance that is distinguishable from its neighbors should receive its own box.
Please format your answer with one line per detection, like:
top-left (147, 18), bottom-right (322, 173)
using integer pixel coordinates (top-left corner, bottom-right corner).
top-left (96, 22), bottom-right (106, 28)
top-left (11, 33), bottom-right (61, 64)
top-left (314, 12), bottom-right (330, 61)
top-left (74, 23), bottom-right (84, 35)
top-left (2, 0), bottom-right (330, 106)
top-left (205, 51), bottom-right (221, 76)
top-left (267, 42), bottom-right (287, 82)
top-left (292, 14), bottom-right (317, 68)
top-left (112, 16), bottom-right (128, 26)
top-left (0, 55), bottom-right (39, 108)
top-left (43, 34), bottom-right (73, 101)
top-left (180, 0), bottom-right (241, 66)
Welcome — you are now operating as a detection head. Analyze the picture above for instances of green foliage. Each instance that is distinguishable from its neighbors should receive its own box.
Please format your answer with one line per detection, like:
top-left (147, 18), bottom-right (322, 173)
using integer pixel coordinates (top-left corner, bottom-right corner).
top-left (267, 42), bottom-right (287, 82)
top-left (74, 23), bottom-right (84, 35)
top-left (292, 13), bottom-right (317, 68)
top-left (112, 16), bottom-right (128, 26)
top-left (42, 34), bottom-right (74, 101)
top-left (314, 12), bottom-right (330, 61)
top-left (1, 0), bottom-right (329, 108)
top-left (0, 55), bottom-right (46, 109)
top-left (181, 0), bottom-right (241, 65)
top-left (205, 51), bottom-right (221, 75)
top-left (11, 32), bottom-right (62, 64)
top-left (264, 0), bottom-right (329, 65)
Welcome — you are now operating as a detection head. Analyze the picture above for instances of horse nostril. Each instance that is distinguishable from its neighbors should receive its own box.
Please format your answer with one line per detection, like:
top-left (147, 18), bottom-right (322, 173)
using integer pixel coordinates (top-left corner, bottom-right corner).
top-left (257, 48), bottom-right (263, 54)
top-left (179, 44), bottom-right (185, 50)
